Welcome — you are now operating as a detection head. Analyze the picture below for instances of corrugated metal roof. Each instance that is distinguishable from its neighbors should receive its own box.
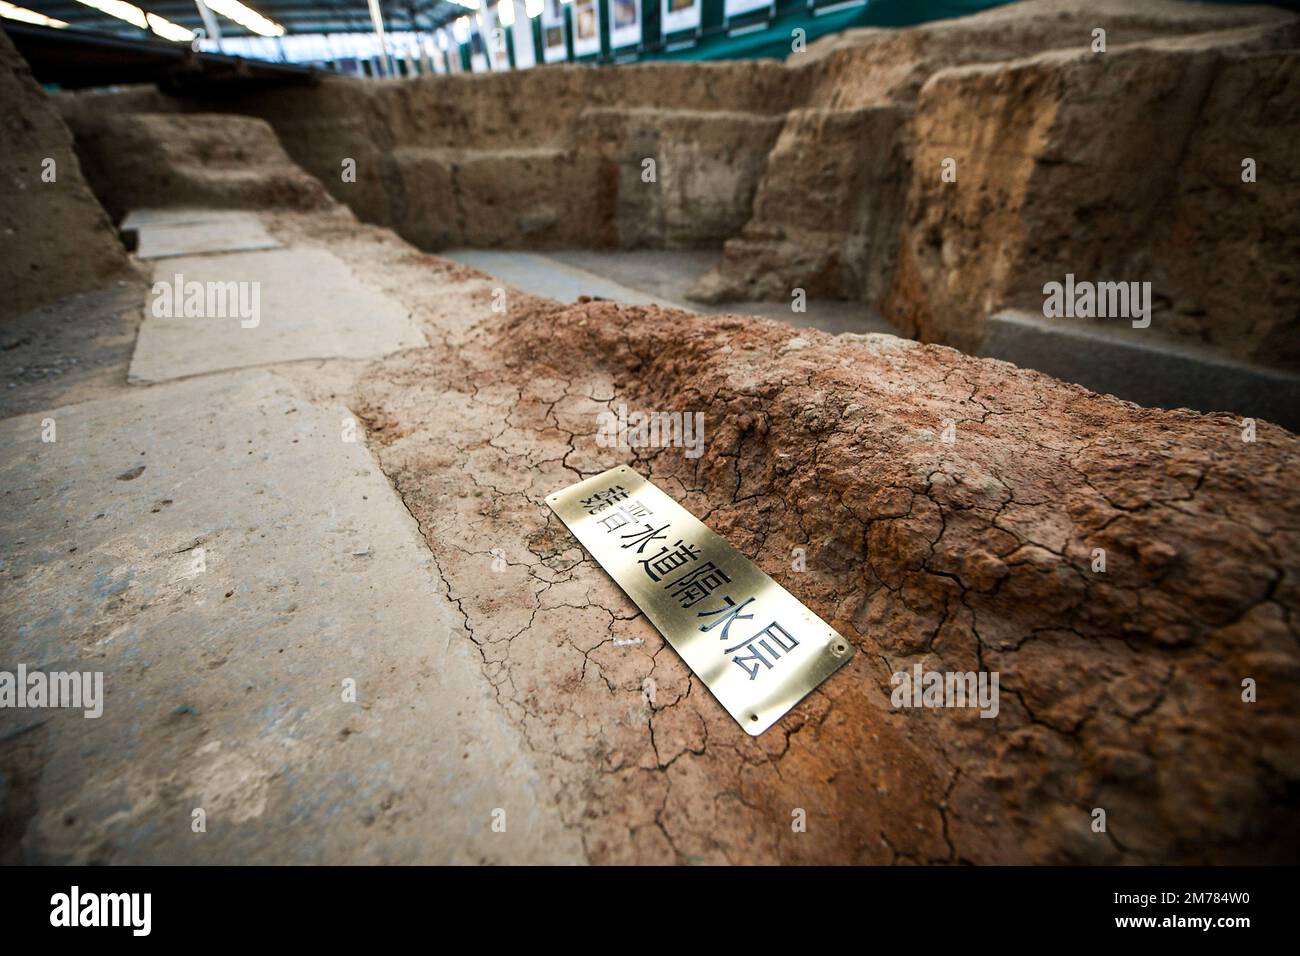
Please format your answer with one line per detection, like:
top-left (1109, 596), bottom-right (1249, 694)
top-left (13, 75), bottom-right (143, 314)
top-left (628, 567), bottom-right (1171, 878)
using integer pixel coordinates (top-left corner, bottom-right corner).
top-left (12, 1), bottom-right (470, 39)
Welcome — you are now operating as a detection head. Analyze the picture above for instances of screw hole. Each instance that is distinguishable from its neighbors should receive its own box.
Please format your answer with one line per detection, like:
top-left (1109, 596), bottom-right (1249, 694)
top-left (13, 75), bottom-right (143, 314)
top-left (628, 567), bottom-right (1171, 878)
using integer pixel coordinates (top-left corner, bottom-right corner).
top-left (749, 714), bottom-right (759, 722)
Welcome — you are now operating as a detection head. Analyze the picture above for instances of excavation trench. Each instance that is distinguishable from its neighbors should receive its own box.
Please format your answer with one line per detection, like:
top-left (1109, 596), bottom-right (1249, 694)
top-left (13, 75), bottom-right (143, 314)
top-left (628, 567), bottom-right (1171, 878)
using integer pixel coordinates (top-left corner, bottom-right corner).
top-left (333, 223), bottom-right (1300, 863)
top-left (6, 1), bottom-right (1298, 863)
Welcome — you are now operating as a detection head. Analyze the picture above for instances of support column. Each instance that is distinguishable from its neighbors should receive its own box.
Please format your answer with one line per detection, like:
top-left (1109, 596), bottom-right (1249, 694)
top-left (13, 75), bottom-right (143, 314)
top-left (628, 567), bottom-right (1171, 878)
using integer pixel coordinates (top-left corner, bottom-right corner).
top-left (367, 0), bottom-right (394, 77)
top-left (193, 0), bottom-right (222, 52)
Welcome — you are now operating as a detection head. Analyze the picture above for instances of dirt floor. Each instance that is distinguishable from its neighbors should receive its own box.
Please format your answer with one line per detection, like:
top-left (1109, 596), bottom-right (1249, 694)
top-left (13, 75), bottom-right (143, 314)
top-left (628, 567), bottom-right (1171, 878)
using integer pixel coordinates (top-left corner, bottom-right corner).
top-left (0, 283), bottom-right (146, 418)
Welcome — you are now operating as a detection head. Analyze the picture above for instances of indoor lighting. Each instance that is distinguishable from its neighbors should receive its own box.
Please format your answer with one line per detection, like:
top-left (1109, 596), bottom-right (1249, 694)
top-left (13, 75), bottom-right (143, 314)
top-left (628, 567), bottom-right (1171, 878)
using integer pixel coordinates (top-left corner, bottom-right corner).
top-left (146, 11), bottom-right (193, 40)
top-left (73, 0), bottom-right (146, 29)
top-left (68, 0), bottom-right (193, 41)
top-left (203, 0), bottom-right (284, 37)
top-left (0, 1), bottom-right (69, 27)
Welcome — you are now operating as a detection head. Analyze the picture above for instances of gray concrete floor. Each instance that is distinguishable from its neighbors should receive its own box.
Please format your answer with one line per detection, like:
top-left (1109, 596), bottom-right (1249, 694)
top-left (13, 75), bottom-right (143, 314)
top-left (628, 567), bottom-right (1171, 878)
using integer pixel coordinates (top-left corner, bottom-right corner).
top-left (0, 213), bottom-right (581, 864)
top-left (445, 248), bottom-right (895, 337)
top-left (981, 309), bottom-right (1300, 432)
top-left (0, 283), bottom-right (144, 419)
top-left (129, 247), bottom-right (424, 383)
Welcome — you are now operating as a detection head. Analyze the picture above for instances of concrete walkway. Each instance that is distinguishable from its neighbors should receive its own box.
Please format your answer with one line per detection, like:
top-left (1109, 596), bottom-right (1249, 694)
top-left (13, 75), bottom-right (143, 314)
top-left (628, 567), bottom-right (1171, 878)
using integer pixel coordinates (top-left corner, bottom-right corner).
top-left (130, 247), bottom-right (425, 383)
top-left (446, 249), bottom-right (687, 310)
top-left (444, 248), bottom-right (896, 336)
top-left (981, 309), bottom-right (1300, 432)
top-left (0, 213), bottom-right (583, 864)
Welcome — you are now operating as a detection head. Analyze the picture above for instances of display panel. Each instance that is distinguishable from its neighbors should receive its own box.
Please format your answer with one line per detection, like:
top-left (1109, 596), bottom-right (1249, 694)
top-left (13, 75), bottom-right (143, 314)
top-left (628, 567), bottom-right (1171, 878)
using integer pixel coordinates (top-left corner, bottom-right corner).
top-left (661, 0), bottom-right (701, 35)
top-left (609, 0), bottom-right (642, 49)
top-left (541, 0), bottom-right (568, 63)
top-left (571, 0), bottom-right (601, 58)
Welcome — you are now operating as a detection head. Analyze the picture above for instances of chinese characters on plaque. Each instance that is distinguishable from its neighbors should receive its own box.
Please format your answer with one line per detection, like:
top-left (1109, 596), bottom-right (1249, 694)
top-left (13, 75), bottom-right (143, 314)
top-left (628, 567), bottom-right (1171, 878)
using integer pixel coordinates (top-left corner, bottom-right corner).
top-left (550, 467), bottom-right (853, 734)
top-left (580, 483), bottom-right (801, 682)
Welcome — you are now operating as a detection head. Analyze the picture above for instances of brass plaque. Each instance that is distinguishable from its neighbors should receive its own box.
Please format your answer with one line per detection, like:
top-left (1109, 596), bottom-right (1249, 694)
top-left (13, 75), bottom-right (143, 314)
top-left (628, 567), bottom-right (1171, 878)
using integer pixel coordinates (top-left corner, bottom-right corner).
top-left (547, 466), bottom-right (854, 735)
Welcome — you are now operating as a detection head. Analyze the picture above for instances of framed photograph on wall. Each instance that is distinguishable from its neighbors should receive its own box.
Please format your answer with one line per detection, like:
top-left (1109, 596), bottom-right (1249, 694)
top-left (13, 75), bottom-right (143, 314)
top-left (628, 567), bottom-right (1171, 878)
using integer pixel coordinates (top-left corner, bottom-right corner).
top-left (723, 0), bottom-right (771, 20)
top-left (541, 0), bottom-right (568, 63)
top-left (609, 0), bottom-right (642, 49)
top-left (661, 0), bottom-right (701, 37)
top-left (572, 0), bottom-right (602, 58)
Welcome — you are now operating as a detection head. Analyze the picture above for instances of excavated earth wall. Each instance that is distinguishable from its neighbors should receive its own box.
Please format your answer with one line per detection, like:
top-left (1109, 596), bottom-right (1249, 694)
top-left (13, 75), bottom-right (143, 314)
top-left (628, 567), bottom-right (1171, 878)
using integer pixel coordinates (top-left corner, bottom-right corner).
top-left (53, 0), bottom-right (1300, 372)
top-left (330, 222), bottom-right (1300, 863)
top-left (67, 111), bottom-right (335, 223)
top-left (885, 24), bottom-right (1300, 368)
top-left (0, 27), bottom-right (134, 322)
